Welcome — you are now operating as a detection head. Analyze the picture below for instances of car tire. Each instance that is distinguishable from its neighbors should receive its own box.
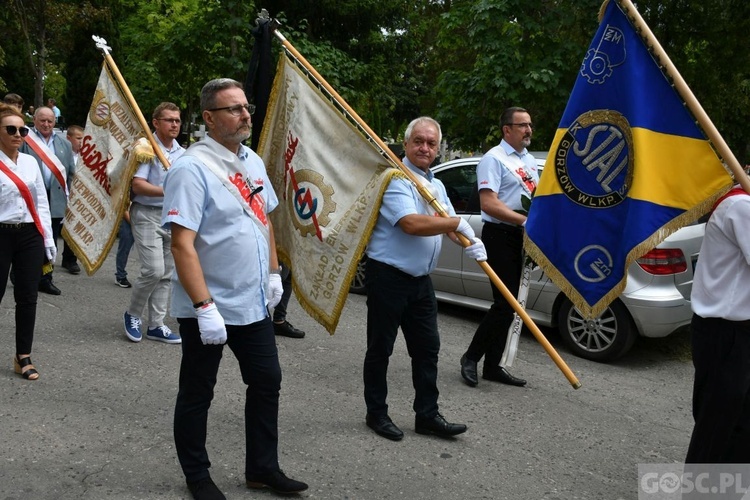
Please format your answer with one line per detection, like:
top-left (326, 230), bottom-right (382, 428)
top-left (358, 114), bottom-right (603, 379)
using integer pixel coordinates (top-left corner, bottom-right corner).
top-left (349, 255), bottom-right (368, 295)
top-left (557, 298), bottom-right (637, 362)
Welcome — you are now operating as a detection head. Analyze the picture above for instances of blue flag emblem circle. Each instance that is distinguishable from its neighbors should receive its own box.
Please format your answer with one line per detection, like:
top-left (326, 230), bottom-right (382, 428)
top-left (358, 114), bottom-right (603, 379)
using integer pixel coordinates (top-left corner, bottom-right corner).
top-left (554, 110), bottom-right (634, 209)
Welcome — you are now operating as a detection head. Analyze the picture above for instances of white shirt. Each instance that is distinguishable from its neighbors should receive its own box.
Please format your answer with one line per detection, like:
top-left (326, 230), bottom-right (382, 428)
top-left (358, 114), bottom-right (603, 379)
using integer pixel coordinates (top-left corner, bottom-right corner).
top-left (0, 150), bottom-right (54, 245)
top-left (476, 139), bottom-right (538, 223)
top-left (691, 189), bottom-right (750, 321)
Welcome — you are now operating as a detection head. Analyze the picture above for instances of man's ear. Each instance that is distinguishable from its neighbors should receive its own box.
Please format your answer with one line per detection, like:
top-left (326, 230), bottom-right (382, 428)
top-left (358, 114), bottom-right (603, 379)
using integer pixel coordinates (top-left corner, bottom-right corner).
top-left (202, 110), bottom-right (213, 129)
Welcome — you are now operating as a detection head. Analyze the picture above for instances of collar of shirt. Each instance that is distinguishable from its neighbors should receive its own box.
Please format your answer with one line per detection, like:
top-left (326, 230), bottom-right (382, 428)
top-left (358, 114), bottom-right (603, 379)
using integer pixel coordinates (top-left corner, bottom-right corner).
top-left (402, 156), bottom-right (435, 182)
top-left (500, 138), bottom-right (528, 159)
top-left (33, 128), bottom-right (56, 148)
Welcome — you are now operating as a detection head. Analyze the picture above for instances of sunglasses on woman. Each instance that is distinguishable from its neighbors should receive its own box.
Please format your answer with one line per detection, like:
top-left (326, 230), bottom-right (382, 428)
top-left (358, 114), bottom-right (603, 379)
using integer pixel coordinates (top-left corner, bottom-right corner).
top-left (3, 125), bottom-right (30, 137)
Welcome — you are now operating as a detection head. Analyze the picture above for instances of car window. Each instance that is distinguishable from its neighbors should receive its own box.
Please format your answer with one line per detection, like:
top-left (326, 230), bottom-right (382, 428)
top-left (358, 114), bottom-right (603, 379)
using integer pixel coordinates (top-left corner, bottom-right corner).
top-left (434, 164), bottom-right (477, 214)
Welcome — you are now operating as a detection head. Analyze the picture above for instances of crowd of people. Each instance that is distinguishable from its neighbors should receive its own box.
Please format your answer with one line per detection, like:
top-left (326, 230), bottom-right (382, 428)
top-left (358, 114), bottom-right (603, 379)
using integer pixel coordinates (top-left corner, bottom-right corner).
top-left (3, 82), bottom-right (750, 500)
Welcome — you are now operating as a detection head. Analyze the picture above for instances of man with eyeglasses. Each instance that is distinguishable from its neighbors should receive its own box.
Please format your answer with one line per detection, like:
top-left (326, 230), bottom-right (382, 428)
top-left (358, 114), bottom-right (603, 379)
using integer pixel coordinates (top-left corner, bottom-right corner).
top-left (163, 78), bottom-right (306, 499)
top-left (123, 102), bottom-right (184, 345)
top-left (459, 106), bottom-right (539, 389)
top-left (20, 106), bottom-right (76, 295)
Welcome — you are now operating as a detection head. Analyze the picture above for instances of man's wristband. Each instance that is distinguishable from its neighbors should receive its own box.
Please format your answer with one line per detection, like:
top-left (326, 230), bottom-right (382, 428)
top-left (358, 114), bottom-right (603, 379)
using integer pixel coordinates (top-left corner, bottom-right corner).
top-left (193, 297), bottom-right (214, 309)
top-left (270, 267), bottom-right (282, 275)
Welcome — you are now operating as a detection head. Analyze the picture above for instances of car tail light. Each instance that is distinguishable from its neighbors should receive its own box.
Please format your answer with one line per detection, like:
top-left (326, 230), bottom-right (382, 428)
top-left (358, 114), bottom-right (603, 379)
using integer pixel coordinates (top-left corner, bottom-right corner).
top-left (636, 248), bottom-right (687, 275)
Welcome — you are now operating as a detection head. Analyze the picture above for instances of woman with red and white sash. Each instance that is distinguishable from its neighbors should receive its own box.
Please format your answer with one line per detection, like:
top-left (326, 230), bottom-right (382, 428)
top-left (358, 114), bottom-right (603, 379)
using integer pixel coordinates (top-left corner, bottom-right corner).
top-left (0, 104), bottom-right (55, 380)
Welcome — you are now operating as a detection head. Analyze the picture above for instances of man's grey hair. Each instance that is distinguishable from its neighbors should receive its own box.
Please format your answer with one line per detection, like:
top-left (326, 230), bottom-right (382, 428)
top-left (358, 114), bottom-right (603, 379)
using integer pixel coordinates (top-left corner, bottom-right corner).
top-left (200, 78), bottom-right (244, 111)
top-left (34, 106), bottom-right (54, 118)
top-left (403, 116), bottom-right (442, 145)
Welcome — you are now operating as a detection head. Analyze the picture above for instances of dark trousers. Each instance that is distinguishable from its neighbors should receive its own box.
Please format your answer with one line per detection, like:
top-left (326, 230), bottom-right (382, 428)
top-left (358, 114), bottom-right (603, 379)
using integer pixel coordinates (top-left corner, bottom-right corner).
top-left (363, 259), bottom-right (440, 418)
top-left (174, 316), bottom-right (281, 482)
top-left (686, 314), bottom-right (750, 463)
top-left (39, 217), bottom-right (75, 283)
top-left (52, 217), bottom-right (77, 265)
top-left (272, 264), bottom-right (293, 323)
top-left (464, 223), bottom-right (524, 372)
top-left (0, 225), bottom-right (44, 354)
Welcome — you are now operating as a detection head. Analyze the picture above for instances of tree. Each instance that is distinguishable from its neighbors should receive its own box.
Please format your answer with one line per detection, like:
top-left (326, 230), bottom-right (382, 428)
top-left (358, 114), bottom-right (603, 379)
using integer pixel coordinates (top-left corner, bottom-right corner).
top-left (1, 0), bottom-right (112, 115)
top-left (636, 0), bottom-right (750, 162)
top-left (117, 0), bottom-right (258, 131)
top-left (427, 0), bottom-right (602, 151)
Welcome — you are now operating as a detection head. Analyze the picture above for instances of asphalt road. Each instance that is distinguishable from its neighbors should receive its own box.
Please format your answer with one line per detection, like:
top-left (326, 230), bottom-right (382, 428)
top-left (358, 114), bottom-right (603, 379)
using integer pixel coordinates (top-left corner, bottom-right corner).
top-left (0, 249), bottom-right (695, 499)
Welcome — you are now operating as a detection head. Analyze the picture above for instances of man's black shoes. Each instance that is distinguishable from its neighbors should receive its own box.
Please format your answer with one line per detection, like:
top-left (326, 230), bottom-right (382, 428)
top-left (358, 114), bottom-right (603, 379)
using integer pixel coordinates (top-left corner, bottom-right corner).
top-left (39, 280), bottom-right (61, 295)
top-left (460, 354), bottom-right (478, 387)
top-left (415, 413), bottom-right (467, 438)
top-left (366, 413), bottom-right (404, 441)
top-left (63, 261), bottom-right (81, 275)
top-left (274, 320), bottom-right (306, 338)
top-left (483, 367), bottom-right (527, 387)
top-left (186, 477), bottom-right (225, 500)
top-left (246, 470), bottom-right (308, 494)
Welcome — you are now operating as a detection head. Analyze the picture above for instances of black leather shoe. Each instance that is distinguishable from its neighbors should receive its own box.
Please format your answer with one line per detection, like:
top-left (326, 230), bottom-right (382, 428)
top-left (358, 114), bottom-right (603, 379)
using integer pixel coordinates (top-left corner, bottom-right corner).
top-left (274, 320), bottom-right (305, 338)
top-left (366, 413), bottom-right (404, 441)
top-left (246, 470), bottom-right (308, 494)
top-left (460, 354), bottom-right (478, 387)
top-left (63, 261), bottom-right (81, 275)
top-left (415, 413), bottom-right (467, 437)
top-left (38, 280), bottom-right (61, 295)
top-left (186, 476), bottom-right (226, 500)
top-left (483, 367), bottom-right (527, 387)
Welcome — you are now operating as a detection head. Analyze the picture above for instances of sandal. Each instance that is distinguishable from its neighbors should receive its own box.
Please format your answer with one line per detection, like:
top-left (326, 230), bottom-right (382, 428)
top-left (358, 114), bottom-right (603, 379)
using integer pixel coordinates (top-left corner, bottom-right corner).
top-left (14, 355), bottom-right (39, 381)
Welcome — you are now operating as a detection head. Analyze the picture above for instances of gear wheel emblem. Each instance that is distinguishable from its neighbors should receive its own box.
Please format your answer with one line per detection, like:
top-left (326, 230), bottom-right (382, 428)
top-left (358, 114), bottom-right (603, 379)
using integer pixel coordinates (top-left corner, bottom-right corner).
top-left (581, 49), bottom-right (613, 84)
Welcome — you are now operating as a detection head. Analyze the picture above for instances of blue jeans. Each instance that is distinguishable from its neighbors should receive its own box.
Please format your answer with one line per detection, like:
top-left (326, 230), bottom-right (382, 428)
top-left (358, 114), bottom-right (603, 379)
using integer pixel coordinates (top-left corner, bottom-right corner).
top-left (115, 220), bottom-right (134, 280)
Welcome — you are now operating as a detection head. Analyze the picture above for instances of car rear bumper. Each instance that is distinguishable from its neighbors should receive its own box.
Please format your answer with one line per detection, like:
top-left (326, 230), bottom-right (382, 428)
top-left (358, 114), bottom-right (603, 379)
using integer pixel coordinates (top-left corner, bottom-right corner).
top-left (622, 293), bottom-right (692, 338)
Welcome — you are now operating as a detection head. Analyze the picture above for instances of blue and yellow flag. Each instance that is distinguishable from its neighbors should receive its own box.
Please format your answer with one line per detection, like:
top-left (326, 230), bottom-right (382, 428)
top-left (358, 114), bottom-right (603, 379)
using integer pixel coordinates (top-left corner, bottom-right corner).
top-left (524, 0), bottom-right (734, 319)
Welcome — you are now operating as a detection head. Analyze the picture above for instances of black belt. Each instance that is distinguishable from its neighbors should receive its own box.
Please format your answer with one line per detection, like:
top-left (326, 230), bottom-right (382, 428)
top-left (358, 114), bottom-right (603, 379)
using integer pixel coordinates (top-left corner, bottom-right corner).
top-left (0, 222), bottom-right (35, 230)
top-left (368, 258), bottom-right (427, 280)
top-left (482, 221), bottom-right (524, 234)
top-left (695, 314), bottom-right (750, 328)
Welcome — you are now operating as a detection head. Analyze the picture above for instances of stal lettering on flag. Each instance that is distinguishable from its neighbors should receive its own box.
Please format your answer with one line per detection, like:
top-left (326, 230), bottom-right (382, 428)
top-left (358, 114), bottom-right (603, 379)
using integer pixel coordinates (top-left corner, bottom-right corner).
top-left (524, 0), bottom-right (734, 319)
top-left (62, 62), bottom-right (148, 274)
top-left (258, 54), bottom-right (399, 333)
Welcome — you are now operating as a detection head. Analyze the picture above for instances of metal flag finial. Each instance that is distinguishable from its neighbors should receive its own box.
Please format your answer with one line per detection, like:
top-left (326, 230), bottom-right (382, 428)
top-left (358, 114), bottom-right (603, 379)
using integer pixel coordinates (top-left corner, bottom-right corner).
top-left (92, 35), bottom-right (112, 55)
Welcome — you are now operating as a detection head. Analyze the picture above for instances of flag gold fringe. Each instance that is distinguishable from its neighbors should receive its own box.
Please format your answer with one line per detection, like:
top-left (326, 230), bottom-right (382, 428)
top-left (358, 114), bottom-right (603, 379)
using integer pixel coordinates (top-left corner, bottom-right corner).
top-left (132, 137), bottom-right (155, 164)
top-left (524, 183), bottom-right (733, 319)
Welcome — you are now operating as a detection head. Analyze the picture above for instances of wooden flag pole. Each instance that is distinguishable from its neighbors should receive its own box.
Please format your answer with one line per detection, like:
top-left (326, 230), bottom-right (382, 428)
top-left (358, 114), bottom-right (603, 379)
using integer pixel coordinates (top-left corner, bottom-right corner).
top-left (92, 36), bottom-right (171, 171)
top-left (271, 27), bottom-right (581, 389)
top-left (616, 0), bottom-right (750, 193)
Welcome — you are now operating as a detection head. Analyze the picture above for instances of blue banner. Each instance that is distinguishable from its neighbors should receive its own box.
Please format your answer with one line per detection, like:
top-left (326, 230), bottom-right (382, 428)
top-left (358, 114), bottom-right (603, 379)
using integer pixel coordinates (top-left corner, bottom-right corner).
top-left (524, 0), bottom-right (733, 318)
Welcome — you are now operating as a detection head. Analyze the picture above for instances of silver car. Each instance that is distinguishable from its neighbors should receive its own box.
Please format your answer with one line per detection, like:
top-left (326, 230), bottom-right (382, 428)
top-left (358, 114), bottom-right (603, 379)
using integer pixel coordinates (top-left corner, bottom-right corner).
top-left (352, 155), bottom-right (702, 362)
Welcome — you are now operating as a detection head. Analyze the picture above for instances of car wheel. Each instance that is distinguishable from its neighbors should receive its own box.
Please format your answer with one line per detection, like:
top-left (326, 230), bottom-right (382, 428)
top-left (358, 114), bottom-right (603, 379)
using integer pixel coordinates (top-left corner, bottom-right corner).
top-left (349, 255), bottom-right (368, 295)
top-left (557, 298), bottom-right (637, 362)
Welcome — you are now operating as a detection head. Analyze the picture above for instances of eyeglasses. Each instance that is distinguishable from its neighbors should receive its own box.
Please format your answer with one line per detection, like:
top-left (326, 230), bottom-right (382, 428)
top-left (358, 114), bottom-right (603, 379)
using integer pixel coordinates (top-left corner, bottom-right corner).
top-left (156, 118), bottom-right (182, 125)
top-left (3, 125), bottom-right (30, 137)
top-left (206, 104), bottom-right (255, 116)
top-left (510, 122), bottom-right (534, 129)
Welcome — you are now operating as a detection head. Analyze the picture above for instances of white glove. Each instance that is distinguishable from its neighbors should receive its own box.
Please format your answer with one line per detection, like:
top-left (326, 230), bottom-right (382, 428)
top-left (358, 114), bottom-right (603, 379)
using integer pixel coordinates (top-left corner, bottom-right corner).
top-left (456, 217), bottom-right (476, 241)
top-left (45, 245), bottom-right (57, 263)
top-left (268, 273), bottom-right (283, 309)
top-left (196, 302), bottom-right (227, 345)
top-left (465, 237), bottom-right (487, 262)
